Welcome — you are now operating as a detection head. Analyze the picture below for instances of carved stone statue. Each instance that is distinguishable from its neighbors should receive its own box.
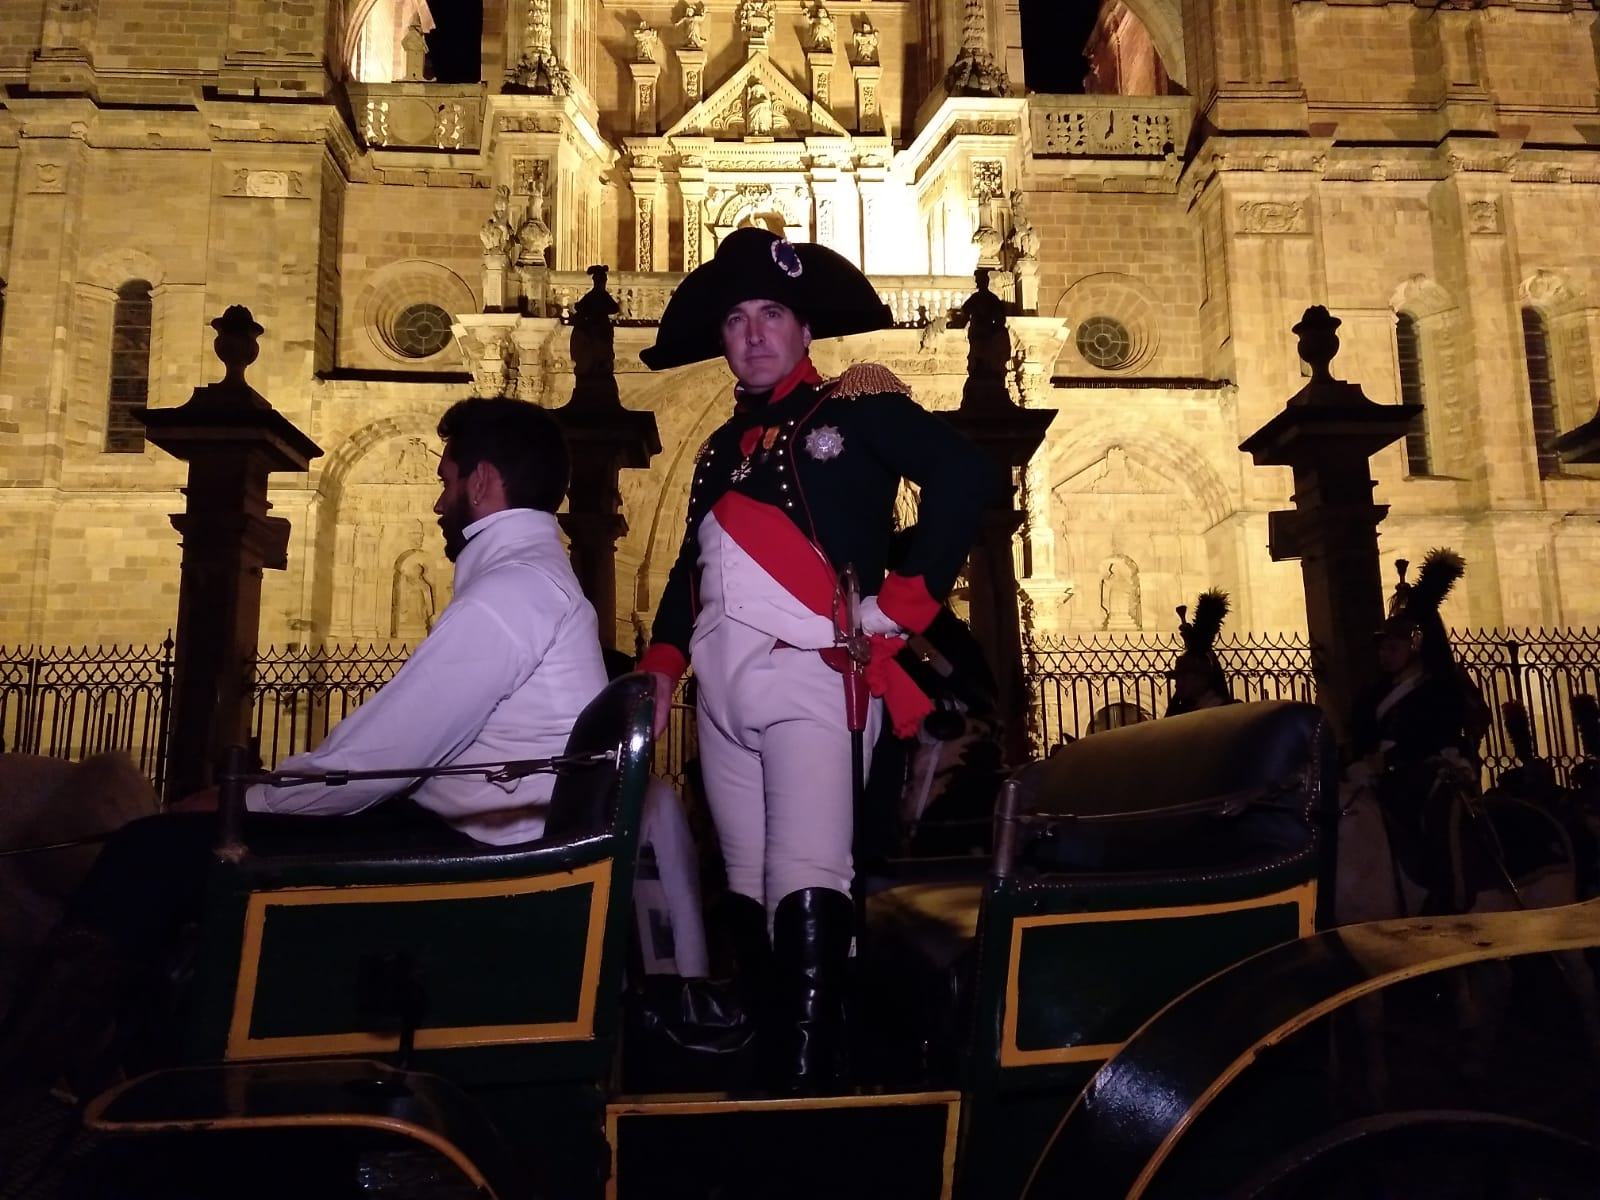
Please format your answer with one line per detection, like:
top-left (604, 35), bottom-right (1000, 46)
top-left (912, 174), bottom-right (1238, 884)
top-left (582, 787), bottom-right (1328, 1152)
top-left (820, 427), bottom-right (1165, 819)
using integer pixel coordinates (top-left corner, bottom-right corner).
top-left (633, 21), bottom-right (660, 63)
top-left (570, 265), bottom-right (621, 406)
top-left (479, 185), bottom-right (513, 256)
top-left (678, 2), bottom-right (707, 50)
top-left (1099, 559), bottom-right (1142, 631)
top-left (1008, 188), bottom-right (1040, 262)
top-left (400, 23), bottom-right (428, 81)
top-left (852, 18), bottom-right (879, 65)
top-left (745, 80), bottom-right (773, 136)
top-left (809, 4), bottom-right (836, 52)
top-left (514, 175), bottom-right (552, 265)
top-left (392, 560), bottom-right (437, 638)
top-left (949, 268), bottom-right (1010, 381)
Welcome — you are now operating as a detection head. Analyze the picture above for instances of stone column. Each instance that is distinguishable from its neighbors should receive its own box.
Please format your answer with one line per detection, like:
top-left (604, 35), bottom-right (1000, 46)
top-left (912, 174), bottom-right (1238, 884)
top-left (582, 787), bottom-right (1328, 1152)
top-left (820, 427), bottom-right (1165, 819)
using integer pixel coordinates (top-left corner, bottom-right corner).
top-left (679, 47), bottom-right (707, 107)
top-left (629, 60), bottom-right (661, 134)
top-left (552, 395), bottom-right (661, 650)
top-left (137, 308), bottom-right (322, 802)
top-left (680, 172), bottom-right (708, 272)
top-left (854, 64), bottom-right (883, 134)
top-left (1238, 306), bottom-right (1419, 748)
top-left (943, 376), bottom-right (1058, 768)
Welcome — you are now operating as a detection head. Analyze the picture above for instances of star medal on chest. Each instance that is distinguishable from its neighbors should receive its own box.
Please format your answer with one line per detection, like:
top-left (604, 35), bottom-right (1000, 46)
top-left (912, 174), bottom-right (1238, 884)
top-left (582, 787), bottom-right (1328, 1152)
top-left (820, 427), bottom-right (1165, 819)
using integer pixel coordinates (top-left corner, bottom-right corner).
top-left (803, 425), bottom-right (845, 461)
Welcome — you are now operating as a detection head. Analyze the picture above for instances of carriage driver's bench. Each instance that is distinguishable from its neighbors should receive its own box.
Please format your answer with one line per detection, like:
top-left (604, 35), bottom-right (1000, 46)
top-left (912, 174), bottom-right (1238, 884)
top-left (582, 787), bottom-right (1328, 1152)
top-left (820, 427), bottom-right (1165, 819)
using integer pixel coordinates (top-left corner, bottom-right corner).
top-left (82, 672), bottom-right (658, 1200)
top-left (863, 699), bottom-right (1338, 1200)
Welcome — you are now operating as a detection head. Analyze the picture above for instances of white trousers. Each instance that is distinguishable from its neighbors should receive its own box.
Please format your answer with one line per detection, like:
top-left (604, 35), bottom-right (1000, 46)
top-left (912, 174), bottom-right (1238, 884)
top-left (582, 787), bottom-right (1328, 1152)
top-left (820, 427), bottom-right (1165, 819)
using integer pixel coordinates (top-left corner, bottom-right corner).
top-left (691, 614), bottom-right (882, 920)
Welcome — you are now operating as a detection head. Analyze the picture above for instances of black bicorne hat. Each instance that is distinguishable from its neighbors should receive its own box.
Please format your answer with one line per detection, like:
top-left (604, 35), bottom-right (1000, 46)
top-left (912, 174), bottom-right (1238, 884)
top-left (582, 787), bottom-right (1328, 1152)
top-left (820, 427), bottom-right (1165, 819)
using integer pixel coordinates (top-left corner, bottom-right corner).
top-left (640, 227), bottom-right (894, 370)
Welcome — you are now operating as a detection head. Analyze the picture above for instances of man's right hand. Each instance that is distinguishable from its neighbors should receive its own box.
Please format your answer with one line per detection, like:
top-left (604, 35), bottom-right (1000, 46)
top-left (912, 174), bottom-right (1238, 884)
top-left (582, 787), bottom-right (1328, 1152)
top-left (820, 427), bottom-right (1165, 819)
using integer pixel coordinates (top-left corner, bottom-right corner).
top-left (648, 671), bottom-right (676, 739)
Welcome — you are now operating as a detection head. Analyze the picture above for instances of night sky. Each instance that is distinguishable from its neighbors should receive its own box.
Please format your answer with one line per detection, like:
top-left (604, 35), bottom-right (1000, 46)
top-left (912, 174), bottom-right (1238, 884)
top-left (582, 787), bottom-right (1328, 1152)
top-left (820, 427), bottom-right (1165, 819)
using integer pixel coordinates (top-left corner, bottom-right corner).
top-left (425, 1), bottom-right (1105, 95)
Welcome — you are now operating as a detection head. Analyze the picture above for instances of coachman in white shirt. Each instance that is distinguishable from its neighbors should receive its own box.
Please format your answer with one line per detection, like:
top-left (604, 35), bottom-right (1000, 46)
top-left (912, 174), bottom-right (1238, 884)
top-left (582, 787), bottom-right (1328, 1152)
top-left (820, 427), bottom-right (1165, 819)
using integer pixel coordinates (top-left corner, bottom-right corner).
top-left (0, 397), bottom-right (609, 1100)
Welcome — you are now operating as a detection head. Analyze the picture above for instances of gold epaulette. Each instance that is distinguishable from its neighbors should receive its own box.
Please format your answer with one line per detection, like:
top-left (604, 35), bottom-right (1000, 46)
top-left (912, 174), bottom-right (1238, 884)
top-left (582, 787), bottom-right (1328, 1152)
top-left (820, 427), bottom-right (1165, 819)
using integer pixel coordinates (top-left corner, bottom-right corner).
top-left (824, 363), bottom-right (913, 400)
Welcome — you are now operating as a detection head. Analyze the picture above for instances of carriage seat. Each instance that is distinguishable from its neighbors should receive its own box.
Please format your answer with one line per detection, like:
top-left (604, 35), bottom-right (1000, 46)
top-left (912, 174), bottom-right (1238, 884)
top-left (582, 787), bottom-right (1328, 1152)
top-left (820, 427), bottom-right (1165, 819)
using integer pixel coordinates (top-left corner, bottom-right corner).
top-left (863, 702), bottom-right (1335, 1084)
top-left (222, 673), bottom-right (654, 889)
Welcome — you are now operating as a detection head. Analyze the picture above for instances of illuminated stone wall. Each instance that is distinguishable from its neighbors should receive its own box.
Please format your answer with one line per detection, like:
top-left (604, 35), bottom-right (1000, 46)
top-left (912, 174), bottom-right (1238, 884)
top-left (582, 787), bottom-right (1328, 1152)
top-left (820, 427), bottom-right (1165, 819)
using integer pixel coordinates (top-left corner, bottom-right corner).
top-left (1, 0), bottom-right (1598, 653)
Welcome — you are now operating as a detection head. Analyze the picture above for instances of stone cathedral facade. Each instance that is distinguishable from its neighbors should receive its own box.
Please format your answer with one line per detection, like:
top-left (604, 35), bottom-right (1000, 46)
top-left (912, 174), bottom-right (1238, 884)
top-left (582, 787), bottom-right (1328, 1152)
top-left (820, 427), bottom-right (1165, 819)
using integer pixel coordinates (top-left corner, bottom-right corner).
top-left (1, 0), bottom-right (1598, 652)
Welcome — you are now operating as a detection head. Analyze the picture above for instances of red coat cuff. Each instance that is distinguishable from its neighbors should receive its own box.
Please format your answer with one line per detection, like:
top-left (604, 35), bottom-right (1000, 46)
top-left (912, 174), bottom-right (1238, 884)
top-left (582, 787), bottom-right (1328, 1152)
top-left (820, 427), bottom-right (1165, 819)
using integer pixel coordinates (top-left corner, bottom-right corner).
top-left (637, 643), bottom-right (688, 683)
top-left (877, 573), bottom-right (942, 635)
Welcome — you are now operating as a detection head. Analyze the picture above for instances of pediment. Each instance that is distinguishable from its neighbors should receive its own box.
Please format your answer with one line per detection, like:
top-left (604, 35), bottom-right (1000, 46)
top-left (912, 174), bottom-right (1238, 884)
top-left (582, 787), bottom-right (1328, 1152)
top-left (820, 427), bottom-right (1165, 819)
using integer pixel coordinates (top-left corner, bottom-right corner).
top-left (1055, 447), bottom-right (1174, 498)
top-left (664, 53), bottom-right (847, 141)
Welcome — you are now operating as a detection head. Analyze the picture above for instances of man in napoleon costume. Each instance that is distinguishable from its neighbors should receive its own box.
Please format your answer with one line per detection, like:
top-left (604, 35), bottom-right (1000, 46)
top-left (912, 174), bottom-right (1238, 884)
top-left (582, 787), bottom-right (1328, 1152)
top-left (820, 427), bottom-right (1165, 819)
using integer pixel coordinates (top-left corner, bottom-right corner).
top-left (1164, 589), bottom-right (1238, 717)
top-left (636, 228), bottom-right (994, 1092)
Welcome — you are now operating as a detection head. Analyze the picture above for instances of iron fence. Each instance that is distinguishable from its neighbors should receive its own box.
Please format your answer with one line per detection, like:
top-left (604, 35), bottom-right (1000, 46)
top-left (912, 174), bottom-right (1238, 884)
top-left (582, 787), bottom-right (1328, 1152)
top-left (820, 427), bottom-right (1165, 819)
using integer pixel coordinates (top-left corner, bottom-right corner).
top-left (1451, 629), bottom-right (1600, 786)
top-left (8, 630), bottom-right (1600, 795)
top-left (0, 637), bottom-right (174, 793)
top-left (1025, 631), bottom-right (1317, 753)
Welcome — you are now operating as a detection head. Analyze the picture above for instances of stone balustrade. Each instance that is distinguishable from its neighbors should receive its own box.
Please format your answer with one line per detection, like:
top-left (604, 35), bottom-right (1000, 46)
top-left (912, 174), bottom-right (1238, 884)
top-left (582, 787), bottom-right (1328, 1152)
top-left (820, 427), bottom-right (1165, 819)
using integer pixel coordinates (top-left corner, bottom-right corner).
top-left (347, 82), bottom-right (484, 151)
top-left (522, 271), bottom-right (999, 327)
top-left (1028, 94), bottom-right (1193, 160)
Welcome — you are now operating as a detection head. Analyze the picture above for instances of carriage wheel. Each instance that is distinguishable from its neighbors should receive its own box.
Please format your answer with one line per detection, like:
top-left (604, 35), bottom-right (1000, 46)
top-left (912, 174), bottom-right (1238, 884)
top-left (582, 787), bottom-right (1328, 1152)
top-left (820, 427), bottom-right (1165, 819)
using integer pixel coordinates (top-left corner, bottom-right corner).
top-left (1225, 1110), bottom-right (1600, 1200)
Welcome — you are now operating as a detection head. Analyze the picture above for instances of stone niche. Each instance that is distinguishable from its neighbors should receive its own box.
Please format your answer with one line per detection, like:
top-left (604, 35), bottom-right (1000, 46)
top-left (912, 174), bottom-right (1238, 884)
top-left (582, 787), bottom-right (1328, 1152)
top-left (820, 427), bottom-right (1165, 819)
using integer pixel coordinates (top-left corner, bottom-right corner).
top-left (326, 434), bottom-right (453, 643)
top-left (1049, 446), bottom-right (1212, 635)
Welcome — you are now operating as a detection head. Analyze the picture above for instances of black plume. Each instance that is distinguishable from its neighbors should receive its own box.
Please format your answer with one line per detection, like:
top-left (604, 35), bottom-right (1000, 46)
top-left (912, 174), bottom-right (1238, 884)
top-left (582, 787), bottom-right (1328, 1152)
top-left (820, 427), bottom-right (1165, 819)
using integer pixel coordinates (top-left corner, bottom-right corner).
top-left (1573, 694), bottom-right (1600, 758)
top-left (1406, 548), bottom-right (1464, 619)
top-left (1501, 700), bottom-right (1536, 764)
top-left (1181, 589), bottom-right (1229, 655)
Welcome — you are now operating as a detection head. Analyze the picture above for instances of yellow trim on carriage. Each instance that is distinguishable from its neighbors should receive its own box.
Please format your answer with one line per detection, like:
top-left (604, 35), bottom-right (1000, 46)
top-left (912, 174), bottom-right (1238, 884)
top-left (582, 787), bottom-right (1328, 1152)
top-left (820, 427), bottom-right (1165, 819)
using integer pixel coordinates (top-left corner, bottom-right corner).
top-left (225, 859), bottom-right (613, 1060)
top-left (999, 880), bottom-right (1317, 1068)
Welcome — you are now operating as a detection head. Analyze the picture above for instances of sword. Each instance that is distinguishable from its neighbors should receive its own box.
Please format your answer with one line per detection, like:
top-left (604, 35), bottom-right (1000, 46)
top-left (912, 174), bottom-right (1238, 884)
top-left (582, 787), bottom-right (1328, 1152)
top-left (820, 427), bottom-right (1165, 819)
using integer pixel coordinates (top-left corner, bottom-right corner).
top-left (834, 566), bottom-right (871, 944)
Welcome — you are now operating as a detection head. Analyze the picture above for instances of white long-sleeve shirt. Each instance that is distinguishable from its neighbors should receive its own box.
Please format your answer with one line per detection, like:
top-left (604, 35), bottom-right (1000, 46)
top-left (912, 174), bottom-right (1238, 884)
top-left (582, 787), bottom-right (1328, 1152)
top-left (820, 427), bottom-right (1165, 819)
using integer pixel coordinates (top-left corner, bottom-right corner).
top-left (246, 508), bottom-right (608, 845)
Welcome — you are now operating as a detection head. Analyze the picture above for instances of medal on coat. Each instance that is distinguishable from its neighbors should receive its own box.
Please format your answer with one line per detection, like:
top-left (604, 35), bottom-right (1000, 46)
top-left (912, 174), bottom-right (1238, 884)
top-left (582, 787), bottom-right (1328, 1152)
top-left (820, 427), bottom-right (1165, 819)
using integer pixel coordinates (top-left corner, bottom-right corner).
top-left (803, 425), bottom-right (844, 461)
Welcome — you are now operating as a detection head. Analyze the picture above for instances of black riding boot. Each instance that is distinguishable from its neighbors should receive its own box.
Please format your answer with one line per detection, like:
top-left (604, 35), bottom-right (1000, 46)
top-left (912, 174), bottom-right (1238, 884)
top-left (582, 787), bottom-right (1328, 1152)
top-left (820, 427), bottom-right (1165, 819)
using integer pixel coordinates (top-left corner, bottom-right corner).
top-left (770, 887), bottom-right (854, 1096)
top-left (720, 891), bottom-right (774, 1083)
top-left (0, 922), bottom-right (137, 1101)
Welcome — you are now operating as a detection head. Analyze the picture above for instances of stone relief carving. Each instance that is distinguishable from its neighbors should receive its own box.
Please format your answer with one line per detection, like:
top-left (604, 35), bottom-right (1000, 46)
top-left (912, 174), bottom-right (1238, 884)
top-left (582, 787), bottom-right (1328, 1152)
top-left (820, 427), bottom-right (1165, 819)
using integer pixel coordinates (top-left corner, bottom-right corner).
top-left (970, 159), bottom-right (1004, 202)
top-left (1236, 200), bottom-right (1307, 235)
top-left (514, 172), bottom-right (551, 265)
top-left (1098, 556), bottom-right (1142, 631)
top-left (637, 197), bottom-right (654, 269)
top-left (1033, 108), bottom-right (1177, 159)
top-left (746, 80), bottom-right (773, 136)
top-left (479, 185), bottom-right (513, 255)
top-left (392, 558), bottom-right (437, 637)
top-left (739, 0), bottom-right (775, 37)
top-left (1468, 199), bottom-right (1501, 235)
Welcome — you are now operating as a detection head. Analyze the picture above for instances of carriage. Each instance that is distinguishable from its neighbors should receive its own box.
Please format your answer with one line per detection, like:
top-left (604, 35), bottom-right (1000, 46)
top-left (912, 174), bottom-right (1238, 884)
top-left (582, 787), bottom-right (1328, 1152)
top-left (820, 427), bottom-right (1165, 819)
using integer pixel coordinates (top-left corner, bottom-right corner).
top-left (74, 674), bottom-right (1600, 1199)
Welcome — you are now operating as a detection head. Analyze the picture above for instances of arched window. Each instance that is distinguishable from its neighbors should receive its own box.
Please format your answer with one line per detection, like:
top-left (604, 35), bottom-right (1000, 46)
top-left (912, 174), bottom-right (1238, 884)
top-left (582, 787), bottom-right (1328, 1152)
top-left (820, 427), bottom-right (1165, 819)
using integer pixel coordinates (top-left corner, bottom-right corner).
top-left (105, 280), bottom-right (152, 453)
top-left (1395, 313), bottom-right (1431, 476)
top-left (1521, 306), bottom-right (1560, 479)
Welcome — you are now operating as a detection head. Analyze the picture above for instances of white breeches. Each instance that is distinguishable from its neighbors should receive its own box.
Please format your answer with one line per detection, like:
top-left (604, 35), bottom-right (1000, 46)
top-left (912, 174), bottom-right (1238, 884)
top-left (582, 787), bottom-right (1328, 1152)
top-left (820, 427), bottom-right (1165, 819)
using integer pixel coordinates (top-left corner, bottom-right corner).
top-left (690, 614), bottom-right (882, 920)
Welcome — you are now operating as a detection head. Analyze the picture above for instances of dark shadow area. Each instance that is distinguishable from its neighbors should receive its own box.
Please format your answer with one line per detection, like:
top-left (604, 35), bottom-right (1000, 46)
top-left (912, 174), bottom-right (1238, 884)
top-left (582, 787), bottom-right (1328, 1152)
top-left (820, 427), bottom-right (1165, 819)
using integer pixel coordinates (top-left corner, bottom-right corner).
top-left (426, 1), bottom-right (483, 84)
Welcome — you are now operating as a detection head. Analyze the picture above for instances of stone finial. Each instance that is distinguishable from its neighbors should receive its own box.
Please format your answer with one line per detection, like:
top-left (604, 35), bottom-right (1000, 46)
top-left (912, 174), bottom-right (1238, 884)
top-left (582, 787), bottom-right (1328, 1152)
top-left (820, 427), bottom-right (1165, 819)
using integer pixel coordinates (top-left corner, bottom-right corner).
top-left (211, 306), bottom-right (264, 389)
top-left (1291, 305), bottom-right (1341, 383)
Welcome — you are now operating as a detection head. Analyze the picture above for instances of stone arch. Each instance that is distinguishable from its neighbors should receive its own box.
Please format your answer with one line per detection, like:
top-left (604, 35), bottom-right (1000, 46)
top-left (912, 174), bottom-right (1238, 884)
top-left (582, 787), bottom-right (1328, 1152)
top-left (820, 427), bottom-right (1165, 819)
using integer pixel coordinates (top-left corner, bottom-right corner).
top-left (82, 248), bottom-right (167, 291)
top-left (1389, 274), bottom-right (1455, 321)
top-left (1114, 0), bottom-right (1187, 91)
top-left (317, 416), bottom-right (451, 639)
top-left (1041, 424), bottom-right (1235, 633)
top-left (344, 0), bottom-right (435, 82)
top-left (1518, 269), bottom-right (1584, 317)
top-left (316, 411), bottom-right (443, 502)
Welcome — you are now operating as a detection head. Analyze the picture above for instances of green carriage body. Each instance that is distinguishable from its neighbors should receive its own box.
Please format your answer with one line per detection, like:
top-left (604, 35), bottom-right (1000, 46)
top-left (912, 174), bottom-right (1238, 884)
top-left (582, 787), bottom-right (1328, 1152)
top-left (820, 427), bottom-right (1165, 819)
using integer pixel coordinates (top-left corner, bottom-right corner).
top-left (81, 684), bottom-right (1600, 1199)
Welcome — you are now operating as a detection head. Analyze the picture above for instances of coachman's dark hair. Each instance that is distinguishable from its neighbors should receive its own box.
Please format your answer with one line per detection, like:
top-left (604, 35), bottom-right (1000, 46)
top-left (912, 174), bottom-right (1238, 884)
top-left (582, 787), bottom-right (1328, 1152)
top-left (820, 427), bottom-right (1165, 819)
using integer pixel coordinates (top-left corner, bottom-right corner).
top-left (436, 397), bottom-right (570, 513)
